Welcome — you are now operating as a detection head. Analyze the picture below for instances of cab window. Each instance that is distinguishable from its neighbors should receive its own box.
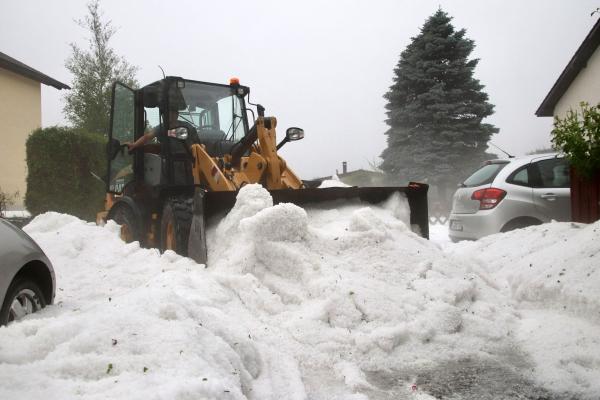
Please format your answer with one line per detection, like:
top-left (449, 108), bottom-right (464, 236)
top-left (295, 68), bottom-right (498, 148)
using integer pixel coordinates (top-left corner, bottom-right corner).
top-left (109, 83), bottom-right (135, 194)
top-left (144, 107), bottom-right (161, 141)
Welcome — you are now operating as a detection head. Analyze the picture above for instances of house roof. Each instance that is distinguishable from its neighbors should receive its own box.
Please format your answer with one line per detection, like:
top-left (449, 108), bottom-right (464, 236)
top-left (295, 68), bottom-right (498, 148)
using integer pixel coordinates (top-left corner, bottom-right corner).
top-left (0, 51), bottom-right (70, 90)
top-left (536, 18), bottom-right (600, 116)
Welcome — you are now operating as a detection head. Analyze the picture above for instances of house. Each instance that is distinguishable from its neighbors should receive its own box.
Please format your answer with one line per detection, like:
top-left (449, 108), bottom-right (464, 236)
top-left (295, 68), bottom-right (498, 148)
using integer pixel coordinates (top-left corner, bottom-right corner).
top-left (0, 51), bottom-right (69, 209)
top-left (536, 19), bottom-right (600, 223)
top-left (336, 168), bottom-right (385, 187)
top-left (308, 161), bottom-right (385, 187)
top-left (536, 18), bottom-right (600, 118)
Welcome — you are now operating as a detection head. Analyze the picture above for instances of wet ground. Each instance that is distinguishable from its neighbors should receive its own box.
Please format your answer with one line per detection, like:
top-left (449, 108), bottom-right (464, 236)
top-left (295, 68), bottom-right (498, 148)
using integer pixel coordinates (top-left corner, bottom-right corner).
top-left (363, 356), bottom-right (579, 400)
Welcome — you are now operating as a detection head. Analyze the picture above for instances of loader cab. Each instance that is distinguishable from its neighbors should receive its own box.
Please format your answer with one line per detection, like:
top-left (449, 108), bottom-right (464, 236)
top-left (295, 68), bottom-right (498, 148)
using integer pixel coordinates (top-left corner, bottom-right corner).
top-left (107, 77), bottom-right (251, 195)
top-left (159, 78), bottom-right (251, 154)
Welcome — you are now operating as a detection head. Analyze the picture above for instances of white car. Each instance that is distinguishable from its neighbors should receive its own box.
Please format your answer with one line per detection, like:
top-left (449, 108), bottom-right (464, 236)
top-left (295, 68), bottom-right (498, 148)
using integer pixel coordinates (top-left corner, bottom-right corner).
top-left (449, 153), bottom-right (570, 241)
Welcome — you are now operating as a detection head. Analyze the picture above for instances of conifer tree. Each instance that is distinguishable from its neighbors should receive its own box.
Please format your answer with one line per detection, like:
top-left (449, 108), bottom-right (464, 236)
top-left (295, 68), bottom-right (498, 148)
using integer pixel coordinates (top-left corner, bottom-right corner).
top-left (64, 0), bottom-right (137, 135)
top-left (380, 9), bottom-right (497, 190)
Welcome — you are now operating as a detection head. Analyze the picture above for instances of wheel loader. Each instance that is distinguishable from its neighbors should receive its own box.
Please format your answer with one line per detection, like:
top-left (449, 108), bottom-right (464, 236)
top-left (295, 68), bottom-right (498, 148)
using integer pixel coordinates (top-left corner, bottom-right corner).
top-left (97, 76), bottom-right (429, 264)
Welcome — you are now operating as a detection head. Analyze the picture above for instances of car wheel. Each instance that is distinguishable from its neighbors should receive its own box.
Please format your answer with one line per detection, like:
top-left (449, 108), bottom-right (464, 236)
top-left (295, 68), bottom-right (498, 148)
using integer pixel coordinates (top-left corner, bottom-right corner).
top-left (500, 217), bottom-right (542, 233)
top-left (0, 278), bottom-right (46, 326)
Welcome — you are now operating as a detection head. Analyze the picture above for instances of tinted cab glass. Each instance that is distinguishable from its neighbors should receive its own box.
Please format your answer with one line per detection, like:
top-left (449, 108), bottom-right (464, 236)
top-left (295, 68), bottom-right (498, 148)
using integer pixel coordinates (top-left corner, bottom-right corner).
top-left (108, 83), bottom-right (135, 194)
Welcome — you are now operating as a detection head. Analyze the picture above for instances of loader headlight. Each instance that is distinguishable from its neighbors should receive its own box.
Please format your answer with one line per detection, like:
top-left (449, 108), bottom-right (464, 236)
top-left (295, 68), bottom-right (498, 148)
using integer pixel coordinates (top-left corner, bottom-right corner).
top-left (286, 127), bottom-right (304, 141)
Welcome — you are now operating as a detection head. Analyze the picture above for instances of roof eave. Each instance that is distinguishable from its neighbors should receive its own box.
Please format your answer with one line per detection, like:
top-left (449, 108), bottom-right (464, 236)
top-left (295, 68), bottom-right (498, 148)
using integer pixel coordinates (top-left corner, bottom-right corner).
top-left (536, 18), bottom-right (600, 117)
top-left (0, 52), bottom-right (70, 90)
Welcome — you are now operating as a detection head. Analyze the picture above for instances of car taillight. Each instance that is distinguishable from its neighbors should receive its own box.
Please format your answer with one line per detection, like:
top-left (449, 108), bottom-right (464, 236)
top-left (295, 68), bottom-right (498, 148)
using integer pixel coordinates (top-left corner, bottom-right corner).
top-left (471, 188), bottom-right (506, 210)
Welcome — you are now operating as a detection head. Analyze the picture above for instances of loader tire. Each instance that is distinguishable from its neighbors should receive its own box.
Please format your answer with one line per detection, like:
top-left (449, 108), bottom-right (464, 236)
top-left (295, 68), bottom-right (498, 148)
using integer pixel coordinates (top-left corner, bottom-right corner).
top-left (161, 196), bottom-right (193, 256)
top-left (109, 204), bottom-right (141, 244)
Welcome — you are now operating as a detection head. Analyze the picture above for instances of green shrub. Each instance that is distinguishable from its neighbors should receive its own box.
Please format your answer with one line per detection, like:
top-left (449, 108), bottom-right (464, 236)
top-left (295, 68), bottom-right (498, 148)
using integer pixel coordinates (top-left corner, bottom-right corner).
top-left (551, 102), bottom-right (600, 179)
top-left (25, 126), bottom-right (106, 221)
top-left (0, 186), bottom-right (18, 215)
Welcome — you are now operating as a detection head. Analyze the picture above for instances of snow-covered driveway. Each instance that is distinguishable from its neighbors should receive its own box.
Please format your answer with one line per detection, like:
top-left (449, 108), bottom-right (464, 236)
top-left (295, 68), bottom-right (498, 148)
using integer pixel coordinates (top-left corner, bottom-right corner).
top-left (1, 185), bottom-right (599, 399)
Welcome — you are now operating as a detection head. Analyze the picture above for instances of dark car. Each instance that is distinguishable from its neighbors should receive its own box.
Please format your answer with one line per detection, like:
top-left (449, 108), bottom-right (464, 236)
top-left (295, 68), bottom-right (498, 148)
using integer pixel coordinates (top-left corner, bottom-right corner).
top-left (0, 218), bottom-right (55, 325)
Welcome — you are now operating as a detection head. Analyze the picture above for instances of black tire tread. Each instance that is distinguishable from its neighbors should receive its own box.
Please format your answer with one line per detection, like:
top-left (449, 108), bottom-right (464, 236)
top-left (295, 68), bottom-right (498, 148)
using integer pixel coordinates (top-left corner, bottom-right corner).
top-left (0, 278), bottom-right (46, 326)
top-left (108, 204), bottom-right (141, 244)
top-left (500, 217), bottom-right (542, 233)
top-left (161, 196), bottom-right (193, 256)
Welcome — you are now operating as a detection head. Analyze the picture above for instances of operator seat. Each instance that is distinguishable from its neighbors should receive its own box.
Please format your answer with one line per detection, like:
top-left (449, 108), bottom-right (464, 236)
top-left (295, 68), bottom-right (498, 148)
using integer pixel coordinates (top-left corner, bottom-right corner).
top-left (197, 127), bottom-right (237, 157)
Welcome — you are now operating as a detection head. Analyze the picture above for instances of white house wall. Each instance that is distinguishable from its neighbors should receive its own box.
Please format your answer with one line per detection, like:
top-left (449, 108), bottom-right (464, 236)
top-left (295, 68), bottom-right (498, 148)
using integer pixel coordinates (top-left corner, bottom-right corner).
top-left (554, 45), bottom-right (600, 117)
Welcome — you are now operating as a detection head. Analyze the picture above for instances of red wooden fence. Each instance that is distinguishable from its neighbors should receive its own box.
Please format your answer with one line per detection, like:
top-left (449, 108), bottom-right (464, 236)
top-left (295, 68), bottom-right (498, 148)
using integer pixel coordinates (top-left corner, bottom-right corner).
top-left (570, 169), bottom-right (600, 223)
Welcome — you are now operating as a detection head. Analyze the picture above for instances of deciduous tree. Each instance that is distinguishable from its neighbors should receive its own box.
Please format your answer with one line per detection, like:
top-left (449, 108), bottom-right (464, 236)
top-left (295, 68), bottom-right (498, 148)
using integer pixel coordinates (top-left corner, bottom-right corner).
top-left (64, 0), bottom-right (137, 135)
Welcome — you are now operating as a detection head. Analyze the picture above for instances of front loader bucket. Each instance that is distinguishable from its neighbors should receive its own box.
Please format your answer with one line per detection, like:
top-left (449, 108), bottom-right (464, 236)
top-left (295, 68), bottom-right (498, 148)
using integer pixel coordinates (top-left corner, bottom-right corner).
top-left (203, 183), bottom-right (429, 239)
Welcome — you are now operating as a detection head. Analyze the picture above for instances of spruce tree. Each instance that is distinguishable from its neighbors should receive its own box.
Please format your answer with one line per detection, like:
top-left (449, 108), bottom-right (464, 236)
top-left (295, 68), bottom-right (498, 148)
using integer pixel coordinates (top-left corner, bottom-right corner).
top-left (64, 0), bottom-right (137, 135)
top-left (380, 9), bottom-right (497, 191)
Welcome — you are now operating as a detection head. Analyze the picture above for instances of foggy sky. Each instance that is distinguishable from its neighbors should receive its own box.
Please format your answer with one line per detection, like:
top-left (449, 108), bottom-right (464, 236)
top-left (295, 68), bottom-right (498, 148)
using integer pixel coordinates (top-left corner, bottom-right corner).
top-left (1, 0), bottom-right (597, 179)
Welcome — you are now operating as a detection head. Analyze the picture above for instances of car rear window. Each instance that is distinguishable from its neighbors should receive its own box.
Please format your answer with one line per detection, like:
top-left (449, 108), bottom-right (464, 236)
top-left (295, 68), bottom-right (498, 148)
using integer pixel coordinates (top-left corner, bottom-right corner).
top-left (462, 162), bottom-right (509, 187)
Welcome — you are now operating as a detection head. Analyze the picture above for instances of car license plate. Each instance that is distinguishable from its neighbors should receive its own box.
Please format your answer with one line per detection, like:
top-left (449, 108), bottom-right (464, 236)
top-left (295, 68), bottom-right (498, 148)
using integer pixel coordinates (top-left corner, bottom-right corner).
top-left (450, 220), bottom-right (463, 231)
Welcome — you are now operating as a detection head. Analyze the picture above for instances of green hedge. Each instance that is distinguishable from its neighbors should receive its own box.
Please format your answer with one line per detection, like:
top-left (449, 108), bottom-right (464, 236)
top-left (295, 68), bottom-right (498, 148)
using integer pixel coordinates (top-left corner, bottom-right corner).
top-left (25, 126), bottom-right (106, 221)
top-left (552, 102), bottom-right (600, 179)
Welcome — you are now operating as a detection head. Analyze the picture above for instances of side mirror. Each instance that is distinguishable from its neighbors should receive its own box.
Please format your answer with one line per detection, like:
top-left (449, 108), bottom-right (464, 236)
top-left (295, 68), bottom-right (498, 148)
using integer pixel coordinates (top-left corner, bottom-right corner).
top-left (171, 127), bottom-right (189, 140)
top-left (276, 127), bottom-right (305, 150)
top-left (286, 127), bottom-right (304, 141)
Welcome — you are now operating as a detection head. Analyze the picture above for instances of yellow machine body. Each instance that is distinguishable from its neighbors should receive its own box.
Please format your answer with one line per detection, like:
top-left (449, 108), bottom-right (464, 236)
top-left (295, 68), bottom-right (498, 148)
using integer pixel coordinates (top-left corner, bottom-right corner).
top-left (191, 117), bottom-right (303, 192)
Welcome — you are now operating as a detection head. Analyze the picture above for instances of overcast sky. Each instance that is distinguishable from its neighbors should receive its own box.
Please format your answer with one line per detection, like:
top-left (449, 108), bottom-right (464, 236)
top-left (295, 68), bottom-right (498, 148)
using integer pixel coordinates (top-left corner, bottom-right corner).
top-left (1, 0), bottom-right (598, 179)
